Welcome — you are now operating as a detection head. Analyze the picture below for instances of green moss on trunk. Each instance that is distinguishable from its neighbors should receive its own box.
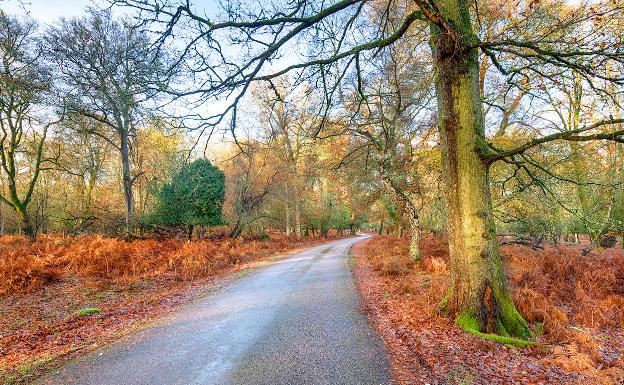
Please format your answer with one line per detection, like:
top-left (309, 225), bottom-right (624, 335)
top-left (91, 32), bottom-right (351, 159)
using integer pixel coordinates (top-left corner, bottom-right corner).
top-left (455, 311), bottom-right (535, 348)
top-left (431, 0), bottom-right (532, 342)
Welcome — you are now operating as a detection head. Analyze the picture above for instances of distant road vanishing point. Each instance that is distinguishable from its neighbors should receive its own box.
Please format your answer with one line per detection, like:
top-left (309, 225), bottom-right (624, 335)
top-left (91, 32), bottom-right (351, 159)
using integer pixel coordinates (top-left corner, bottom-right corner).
top-left (37, 235), bottom-right (392, 385)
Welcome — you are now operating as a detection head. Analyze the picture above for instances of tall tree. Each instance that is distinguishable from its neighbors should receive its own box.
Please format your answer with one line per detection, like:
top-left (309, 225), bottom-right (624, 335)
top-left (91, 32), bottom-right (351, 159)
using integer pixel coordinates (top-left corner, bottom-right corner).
top-left (336, 27), bottom-right (434, 261)
top-left (0, 12), bottom-right (61, 241)
top-left (255, 83), bottom-right (316, 238)
top-left (46, 8), bottom-right (169, 235)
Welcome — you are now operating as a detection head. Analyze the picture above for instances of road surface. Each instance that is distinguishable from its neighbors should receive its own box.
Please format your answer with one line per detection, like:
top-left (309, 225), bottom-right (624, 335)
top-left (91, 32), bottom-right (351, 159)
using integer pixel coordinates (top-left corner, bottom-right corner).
top-left (38, 235), bottom-right (392, 385)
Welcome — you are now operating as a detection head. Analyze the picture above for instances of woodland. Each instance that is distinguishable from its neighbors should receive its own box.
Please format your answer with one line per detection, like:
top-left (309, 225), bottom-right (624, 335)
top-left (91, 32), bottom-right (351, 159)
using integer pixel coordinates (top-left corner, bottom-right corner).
top-left (1, 0), bottom-right (624, 383)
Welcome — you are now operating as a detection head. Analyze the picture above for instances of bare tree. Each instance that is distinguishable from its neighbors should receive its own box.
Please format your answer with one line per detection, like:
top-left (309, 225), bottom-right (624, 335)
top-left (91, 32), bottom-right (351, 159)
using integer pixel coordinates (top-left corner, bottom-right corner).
top-left (255, 82), bottom-right (317, 238)
top-left (46, 8), bottom-right (170, 235)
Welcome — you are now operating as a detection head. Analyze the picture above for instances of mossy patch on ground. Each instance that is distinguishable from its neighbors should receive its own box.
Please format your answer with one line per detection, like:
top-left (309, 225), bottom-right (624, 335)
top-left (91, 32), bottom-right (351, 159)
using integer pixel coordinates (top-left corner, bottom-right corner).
top-left (76, 307), bottom-right (101, 317)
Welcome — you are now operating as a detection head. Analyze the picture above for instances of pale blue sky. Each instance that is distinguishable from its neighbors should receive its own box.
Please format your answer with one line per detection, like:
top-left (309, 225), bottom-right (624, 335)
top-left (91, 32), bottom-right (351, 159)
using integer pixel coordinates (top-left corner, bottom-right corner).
top-left (0, 0), bottom-right (302, 156)
top-left (1, 0), bottom-right (220, 25)
top-left (1, 0), bottom-right (100, 24)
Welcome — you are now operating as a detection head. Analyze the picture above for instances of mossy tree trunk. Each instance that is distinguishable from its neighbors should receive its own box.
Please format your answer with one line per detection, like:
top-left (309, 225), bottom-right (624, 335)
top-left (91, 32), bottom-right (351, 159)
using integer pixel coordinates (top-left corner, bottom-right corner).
top-left (568, 74), bottom-right (597, 245)
top-left (18, 209), bottom-right (36, 242)
top-left (431, 0), bottom-right (531, 339)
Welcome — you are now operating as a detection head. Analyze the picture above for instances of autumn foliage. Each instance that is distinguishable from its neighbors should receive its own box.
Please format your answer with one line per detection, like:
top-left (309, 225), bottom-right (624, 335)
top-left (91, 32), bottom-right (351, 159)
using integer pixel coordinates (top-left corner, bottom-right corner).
top-left (0, 234), bottom-right (327, 295)
top-left (0, 234), bottom-right (342, 384)
top-left (510, 245), bottom-right (624, 332)
top-left (354, 235), bottom-right (624, 384)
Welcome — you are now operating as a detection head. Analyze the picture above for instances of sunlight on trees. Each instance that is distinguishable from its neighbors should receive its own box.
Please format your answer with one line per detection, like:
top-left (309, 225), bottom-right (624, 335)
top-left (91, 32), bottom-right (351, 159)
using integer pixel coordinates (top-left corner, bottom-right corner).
top-left (0, 0), bottom-right (623, 353)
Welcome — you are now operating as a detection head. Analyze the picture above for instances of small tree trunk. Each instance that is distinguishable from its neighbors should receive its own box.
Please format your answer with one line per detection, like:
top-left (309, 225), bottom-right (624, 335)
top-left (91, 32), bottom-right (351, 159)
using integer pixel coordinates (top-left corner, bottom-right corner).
top-left (79, 171), bottom-right (97, 232)
top-left (0, 202), bottom-right (4, 235)
top-left (19, 210), bottom-right (36, 242)
top-left (285, 206), bottom-right (291, 236)
top-left (294, 195), bottom-right (302, 238)
top-left (230, 219), bottom-right (243, 239)
top-left (382, 178), bottom-right (422, 261)
top-left (617, 143), bottom-right (624, 248)
top-left (120, 130), bottom-right (134, 236)
top-left (187, 224), bottom-right (194, 241)
top-left (432, 0), bottom-right (531, 339)
top-left (378, 220), bottom-right (384, 235)
top-left (408, 216), bottom-right (421, 262)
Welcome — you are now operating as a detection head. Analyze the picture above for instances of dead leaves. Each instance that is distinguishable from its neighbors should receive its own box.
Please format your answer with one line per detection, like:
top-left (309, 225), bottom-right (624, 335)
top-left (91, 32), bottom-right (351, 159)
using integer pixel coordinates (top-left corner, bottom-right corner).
top-left (352, 236), bottom-right (624, 385)
top-left (0, 234), bottom-right (341, 384)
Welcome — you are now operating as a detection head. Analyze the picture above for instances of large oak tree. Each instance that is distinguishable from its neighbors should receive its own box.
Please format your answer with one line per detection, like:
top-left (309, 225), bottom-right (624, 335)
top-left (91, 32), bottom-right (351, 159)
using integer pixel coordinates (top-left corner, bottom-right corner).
top-left (47, 8), bottom-right (170, 235)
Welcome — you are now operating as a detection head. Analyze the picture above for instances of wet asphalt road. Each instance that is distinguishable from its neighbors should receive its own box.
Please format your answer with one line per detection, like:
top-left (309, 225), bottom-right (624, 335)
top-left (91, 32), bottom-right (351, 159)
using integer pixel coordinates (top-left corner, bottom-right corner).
top-left (37, 235), bottom-right (392, 385)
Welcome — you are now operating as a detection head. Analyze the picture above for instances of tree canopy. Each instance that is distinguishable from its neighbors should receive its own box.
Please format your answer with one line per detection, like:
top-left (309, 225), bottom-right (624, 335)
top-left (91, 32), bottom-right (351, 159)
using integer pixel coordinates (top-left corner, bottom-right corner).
top-left (153, 159), bottom-right (225, 237)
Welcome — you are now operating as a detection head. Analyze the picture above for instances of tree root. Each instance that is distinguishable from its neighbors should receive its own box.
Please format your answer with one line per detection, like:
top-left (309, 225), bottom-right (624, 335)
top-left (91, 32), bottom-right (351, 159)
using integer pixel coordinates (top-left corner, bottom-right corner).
top-left (455, 311), bottom-right (535, 348)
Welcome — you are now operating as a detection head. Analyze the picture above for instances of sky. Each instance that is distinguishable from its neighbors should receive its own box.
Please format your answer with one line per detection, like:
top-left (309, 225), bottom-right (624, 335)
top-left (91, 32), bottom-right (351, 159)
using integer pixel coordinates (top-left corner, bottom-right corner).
top-left (1, 0), bottom-right (221, 24)
top-left (2, 0), bottom-right (99, 24)
top-left (0, 0), bottom-right (341, 158)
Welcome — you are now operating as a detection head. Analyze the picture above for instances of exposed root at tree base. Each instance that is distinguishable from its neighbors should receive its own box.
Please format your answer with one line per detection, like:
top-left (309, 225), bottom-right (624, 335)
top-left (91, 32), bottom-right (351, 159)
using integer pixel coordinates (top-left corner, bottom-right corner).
top-left (455, 311), bottom-right (535, 348)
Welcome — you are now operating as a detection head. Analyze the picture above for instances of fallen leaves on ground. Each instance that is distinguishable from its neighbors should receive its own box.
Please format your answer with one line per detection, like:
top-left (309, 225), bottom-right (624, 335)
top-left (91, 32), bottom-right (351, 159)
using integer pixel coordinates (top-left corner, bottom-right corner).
top-left (351, 235), bottom-right (624, 385)
top-left (0, 233), bottom-right (343, 384)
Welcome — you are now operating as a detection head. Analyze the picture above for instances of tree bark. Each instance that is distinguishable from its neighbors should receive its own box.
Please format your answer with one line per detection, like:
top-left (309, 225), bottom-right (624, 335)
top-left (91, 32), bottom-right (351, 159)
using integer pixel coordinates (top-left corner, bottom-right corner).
top-left (618, 143), bottom-right (624, 248)
top-left (285, 205), bottom-right (291, 236)
top-left (120, 130), bottom-right (134, 236)
top-left (18, 209), bottom-right (36, 242)
top-left (294, 193), bottom-right (302, 238)
top-left (568, 75), bottom-right (596, 245)
top-left (230, 219), bottom-right (243, 239)
top-left (432, 0), bottom-right (531, 339)
top-left (0, 200), bottom-right (4, 235)
top-left (187, 224), bottom-right (194, 241)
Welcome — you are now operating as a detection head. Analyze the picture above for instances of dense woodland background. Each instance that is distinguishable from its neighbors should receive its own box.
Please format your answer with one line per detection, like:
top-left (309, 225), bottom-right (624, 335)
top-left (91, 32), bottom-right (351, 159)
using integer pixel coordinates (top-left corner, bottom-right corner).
top-left (0, 2), bottom-right (621, 247)
top-left (0, 8), bottom-right (370, 240)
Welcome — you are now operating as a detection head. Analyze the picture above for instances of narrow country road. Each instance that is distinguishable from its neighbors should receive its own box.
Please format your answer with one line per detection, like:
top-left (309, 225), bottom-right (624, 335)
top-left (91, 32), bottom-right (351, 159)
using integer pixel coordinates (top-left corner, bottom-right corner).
top-left (38, 235), bottom-right (392, 385)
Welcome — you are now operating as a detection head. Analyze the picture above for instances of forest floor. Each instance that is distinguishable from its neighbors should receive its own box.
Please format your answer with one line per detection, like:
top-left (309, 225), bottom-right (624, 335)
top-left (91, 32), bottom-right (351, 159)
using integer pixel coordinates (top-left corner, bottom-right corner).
top-left (0, 233), bottom-right (345, 385)
top-left (351, 235), bottom-right (624, 385)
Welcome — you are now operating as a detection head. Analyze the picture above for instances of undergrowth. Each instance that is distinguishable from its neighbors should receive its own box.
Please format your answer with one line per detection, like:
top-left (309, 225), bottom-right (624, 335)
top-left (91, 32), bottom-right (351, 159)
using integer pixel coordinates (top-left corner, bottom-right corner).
top-left (359, 234), bottom-right (624, 382)
top-left (0, 234), bottom-right (337, 295)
